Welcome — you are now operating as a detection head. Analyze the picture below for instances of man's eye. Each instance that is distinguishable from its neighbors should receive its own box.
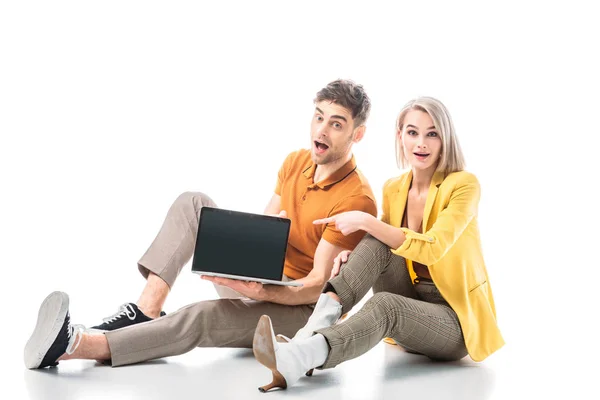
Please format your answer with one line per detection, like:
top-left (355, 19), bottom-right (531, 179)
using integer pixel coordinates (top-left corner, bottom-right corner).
top-left (333, 122), bottom-right (342, 129)
top-left (316, 115), bottom-right (323, 121)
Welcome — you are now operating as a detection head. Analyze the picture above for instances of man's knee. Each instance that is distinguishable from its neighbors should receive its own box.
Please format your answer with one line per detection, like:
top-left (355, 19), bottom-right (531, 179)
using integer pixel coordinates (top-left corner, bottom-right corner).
top-left (173, 191), bottom-right (217, 211)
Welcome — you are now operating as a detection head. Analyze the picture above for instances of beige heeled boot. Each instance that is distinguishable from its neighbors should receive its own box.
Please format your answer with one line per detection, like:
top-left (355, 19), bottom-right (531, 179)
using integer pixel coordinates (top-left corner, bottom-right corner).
top-left (253, 315), bottom-right (329, 392)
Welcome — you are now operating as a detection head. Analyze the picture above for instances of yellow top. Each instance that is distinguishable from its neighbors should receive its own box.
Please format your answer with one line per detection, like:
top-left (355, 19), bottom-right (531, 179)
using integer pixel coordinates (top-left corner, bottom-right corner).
top-left (382, 170), bottom-right (504, 361)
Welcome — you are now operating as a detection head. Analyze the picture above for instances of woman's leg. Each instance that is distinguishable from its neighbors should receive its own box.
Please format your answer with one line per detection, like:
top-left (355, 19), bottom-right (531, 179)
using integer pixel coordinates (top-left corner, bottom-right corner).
top-left (315, 286), bottom-right (467, 369)
top-left (325, 234), bottom-right (417, 315)
top-left (289, 235), bottom-right (417, 342)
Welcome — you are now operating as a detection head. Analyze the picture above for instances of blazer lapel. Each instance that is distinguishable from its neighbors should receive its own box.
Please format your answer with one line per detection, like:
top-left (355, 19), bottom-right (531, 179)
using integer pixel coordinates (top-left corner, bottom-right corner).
top-left (422, 171), bottom-right (445, 230)
top-left (392, 170), bottom-right (412, 227)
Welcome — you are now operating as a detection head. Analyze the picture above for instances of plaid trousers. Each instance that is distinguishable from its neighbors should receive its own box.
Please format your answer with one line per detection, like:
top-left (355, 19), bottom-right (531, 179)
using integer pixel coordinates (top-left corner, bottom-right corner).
top-left (316, 234), bottom-right (468, 368)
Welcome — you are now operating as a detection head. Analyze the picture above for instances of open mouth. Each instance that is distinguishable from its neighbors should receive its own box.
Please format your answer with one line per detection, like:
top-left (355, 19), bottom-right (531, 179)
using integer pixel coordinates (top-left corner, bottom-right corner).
top-left (314, 140), bottom-right (330, 153)
top-left (414, 152), bottom-right (430, 158)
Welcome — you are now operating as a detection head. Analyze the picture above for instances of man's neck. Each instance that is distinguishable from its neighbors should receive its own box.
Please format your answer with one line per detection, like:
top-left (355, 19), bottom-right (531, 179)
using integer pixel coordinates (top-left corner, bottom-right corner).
top-left (313, 152), bottom-right (352, 184)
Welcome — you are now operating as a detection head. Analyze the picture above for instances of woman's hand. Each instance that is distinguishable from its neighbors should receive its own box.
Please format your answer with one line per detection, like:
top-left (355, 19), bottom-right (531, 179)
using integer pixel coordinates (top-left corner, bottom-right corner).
top-left (330, 250), bottom-right (351, 279)
top-left (313, 211), bottom-right (371, 236)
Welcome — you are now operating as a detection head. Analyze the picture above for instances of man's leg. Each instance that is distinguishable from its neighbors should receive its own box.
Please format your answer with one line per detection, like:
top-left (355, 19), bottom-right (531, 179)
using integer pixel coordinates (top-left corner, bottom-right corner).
top-left (136, 191), bottom-right (218, 315)
top-left (27, 291), bottom-right (312, 369)
top-left (104, 298), bottom-right (311, 366)
top-left (91, 192), bottom-right (220, 331)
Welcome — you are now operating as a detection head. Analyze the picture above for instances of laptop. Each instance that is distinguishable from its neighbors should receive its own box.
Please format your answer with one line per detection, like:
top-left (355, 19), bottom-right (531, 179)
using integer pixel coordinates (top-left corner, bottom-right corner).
top-left (191, 207), bottom-right (302, 287)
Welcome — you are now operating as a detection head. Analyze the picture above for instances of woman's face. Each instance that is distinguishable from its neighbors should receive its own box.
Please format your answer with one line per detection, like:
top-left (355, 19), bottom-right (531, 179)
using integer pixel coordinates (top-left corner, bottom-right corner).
top-left (400, 110), bottom-right (442, 172)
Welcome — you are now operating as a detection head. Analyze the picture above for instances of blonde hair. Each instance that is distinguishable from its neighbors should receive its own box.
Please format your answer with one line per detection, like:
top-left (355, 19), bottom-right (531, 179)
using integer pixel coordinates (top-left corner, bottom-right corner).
top-left (395, 96), bottom-right (465, 174)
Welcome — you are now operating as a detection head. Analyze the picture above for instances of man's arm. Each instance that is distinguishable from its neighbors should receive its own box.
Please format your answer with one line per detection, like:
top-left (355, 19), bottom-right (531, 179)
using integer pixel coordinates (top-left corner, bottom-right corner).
top-left (264, 194), bottom-right (281, 215)
top-left (202, 238), bottom-right (346, 305)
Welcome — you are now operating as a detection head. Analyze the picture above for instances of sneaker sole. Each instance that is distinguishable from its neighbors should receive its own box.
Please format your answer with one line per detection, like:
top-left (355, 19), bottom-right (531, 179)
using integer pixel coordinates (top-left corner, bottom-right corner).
top-left (24, 291), bottom-right (69, 369)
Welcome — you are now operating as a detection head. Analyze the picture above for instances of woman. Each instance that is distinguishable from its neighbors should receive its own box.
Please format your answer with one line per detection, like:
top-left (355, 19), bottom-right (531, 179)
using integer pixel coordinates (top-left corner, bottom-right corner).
top-left (252, 96), bottom-right (504, 392)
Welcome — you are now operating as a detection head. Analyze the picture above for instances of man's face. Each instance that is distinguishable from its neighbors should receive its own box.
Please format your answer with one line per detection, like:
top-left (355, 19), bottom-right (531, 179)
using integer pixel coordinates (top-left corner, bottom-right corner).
top-left (310, 100), bottom-right (358, 165)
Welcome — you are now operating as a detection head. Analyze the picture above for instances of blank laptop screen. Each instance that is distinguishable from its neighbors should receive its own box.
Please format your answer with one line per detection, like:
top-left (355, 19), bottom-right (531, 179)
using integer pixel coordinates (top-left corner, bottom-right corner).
top-left (192, 207), bottom-right (291, 281)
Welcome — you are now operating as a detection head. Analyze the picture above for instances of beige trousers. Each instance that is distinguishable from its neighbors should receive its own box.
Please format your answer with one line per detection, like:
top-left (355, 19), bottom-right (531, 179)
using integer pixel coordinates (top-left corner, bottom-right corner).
top-left (105, 192), bottom-right (312, 366)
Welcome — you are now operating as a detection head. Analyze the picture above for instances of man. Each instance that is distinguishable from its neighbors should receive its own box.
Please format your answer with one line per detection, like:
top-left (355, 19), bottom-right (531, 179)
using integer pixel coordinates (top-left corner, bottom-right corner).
top-left (24, 79), bottom-right (377, 369)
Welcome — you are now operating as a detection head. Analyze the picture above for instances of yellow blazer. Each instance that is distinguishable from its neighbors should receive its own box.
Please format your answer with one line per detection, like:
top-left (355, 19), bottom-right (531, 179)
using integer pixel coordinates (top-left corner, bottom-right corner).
top-left (382, 170), bottom-right (504, 361)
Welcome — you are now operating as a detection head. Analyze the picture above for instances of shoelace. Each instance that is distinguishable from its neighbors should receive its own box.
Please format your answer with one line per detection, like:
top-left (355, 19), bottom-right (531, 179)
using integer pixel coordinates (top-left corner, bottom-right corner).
top-left (102, 303), bottom-right (137, 323)
top-left (66, 324), bottom-right (85, 355)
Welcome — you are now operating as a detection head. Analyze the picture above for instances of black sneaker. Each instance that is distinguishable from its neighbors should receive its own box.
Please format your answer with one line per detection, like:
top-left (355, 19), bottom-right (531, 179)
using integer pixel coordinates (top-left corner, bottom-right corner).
top-left (24, 291), bottom-right (84, 369)
top-left (89, 303), bottom-right (166, 332)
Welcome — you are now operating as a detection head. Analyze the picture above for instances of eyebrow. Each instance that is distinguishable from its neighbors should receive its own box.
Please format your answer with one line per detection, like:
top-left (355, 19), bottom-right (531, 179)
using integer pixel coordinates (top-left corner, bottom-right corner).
top-left (316, 107), bottom-right (348, 123)
top-left (406, 124), bottom-right (436, 130)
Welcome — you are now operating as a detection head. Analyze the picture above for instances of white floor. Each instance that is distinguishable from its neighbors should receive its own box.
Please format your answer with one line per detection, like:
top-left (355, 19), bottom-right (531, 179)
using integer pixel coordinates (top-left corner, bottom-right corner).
top-left (20, 345), bottom-right (496, 400)
top-left (12, 337), bottom-right (594, 400)
top-left (7, 280), bottom-right (597, 400)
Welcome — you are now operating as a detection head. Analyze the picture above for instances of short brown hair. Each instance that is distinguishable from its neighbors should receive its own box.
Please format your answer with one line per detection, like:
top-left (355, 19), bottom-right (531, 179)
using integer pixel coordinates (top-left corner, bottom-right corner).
top-left (314, 79), bottom-right (371, 127)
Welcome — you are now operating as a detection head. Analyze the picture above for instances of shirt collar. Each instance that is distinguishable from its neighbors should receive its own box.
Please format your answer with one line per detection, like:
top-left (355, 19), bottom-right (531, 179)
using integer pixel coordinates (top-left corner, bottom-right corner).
top-left (302, 155), bottom-right (357, 189)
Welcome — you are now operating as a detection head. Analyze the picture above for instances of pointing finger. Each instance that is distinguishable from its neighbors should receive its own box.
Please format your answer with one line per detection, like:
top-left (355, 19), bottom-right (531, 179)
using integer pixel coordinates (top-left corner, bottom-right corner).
top-left (313, 217), bottom-right (335, 225)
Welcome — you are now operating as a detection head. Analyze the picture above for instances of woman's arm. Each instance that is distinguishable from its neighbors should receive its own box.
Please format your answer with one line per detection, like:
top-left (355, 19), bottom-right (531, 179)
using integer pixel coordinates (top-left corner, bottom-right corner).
top-left (363, 216), bottom-right (406, 249)
top-left (391, 175), bottom-right (480, 265)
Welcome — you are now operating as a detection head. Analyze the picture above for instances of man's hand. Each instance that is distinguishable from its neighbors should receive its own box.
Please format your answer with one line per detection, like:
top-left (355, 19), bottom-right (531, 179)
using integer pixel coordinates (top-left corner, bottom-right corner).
top-left (331, 250), bottom-right (351, 279)
top-left (313, 211), bottom-right (372, 236)
top-left (201, 276), bottom-right (265, 300)
top-left (275, 210), bottom-right (287, 218)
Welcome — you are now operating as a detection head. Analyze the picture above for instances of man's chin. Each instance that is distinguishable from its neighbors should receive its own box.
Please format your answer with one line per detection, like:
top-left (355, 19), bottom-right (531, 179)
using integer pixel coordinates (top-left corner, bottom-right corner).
top-left (311, 152), bottom-right (329, 165)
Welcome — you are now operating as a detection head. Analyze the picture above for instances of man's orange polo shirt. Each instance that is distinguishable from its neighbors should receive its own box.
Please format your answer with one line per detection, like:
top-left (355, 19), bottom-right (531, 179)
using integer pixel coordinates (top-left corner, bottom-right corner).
top-left (275, 149), bottom-right (377, 280)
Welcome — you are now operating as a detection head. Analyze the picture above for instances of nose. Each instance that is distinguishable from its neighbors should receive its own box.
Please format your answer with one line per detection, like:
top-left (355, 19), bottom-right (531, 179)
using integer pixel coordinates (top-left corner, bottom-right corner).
top-left (316, 123), bottom-right (328, 137)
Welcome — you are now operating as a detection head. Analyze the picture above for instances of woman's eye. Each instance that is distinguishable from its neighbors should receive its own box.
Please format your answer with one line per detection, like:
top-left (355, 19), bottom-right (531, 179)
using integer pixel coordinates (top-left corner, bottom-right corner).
top-left (428, 132), bottom-right (438, 137)
top-left (407, 130), bottom-right (417, 135)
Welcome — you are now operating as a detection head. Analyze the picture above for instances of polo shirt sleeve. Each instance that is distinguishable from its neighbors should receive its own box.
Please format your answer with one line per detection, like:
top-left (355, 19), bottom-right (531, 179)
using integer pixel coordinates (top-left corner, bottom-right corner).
top-left (275, 152), bottom-right (296, 196)
top-left (322, 195), bottom-right (378, 250)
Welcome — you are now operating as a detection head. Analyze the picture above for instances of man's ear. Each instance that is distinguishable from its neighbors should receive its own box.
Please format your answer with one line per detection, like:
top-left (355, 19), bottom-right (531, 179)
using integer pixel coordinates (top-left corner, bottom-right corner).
top-left (352, 125), bottom-right (366, 143)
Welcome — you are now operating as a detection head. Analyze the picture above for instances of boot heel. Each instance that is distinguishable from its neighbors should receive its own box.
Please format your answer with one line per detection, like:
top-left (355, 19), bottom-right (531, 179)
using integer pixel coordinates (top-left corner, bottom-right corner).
top-left (305, 368), bottom-right (314, 377)
top-left (254, 316), bottom-right (288, 392)
top-left (259, 370), bottom-right (287, 392)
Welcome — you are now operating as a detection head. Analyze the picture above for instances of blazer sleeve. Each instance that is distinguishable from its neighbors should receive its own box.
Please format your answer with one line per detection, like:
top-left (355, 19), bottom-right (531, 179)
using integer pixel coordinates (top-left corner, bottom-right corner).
top-left (380, 178), bottom-right (393, 224)
top-left (391, 174), bottom-right (480, 265)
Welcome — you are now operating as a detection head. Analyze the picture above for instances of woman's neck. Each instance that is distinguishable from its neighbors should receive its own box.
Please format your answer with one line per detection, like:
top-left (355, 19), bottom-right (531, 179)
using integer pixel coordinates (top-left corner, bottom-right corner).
top-left (411, 166), bottom-right (436, 195)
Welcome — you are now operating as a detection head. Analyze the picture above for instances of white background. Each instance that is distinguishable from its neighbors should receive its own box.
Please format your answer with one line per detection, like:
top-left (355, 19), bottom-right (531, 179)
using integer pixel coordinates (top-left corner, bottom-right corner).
top-left (1, 1), bottom-right (598, 398)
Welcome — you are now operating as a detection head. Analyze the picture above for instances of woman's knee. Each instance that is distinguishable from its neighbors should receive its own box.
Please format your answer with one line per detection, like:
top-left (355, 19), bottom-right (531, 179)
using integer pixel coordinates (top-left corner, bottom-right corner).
top-left (365, 292), bottom-right (403, 312)
top-left (348, 234), bottom-right (393, 267)
top-left (356, 233), bottom-right (389, 252)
